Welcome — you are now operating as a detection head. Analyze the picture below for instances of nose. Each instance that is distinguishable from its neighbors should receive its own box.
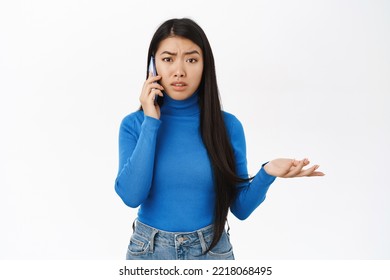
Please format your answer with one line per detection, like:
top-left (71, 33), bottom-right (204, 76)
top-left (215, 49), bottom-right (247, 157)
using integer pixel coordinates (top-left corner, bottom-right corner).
top-left (174, 61), bottom-right (185, 77)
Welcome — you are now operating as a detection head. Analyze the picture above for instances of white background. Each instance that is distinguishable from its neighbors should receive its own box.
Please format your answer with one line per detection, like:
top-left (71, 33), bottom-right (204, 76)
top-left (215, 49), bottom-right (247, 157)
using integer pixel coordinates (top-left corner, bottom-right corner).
top-left (0, 0), bottom-right (389, 260)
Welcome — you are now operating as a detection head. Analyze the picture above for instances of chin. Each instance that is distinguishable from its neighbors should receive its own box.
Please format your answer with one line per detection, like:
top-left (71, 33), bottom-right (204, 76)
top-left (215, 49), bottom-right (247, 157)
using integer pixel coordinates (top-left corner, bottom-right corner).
top-left (168, 92), bottom-right (194, 101)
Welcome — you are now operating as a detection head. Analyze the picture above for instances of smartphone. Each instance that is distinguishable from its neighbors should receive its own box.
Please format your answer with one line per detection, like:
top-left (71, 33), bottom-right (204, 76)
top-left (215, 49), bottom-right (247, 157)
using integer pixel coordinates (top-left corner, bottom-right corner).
top-left (148, 56), bottom-right (159, 105)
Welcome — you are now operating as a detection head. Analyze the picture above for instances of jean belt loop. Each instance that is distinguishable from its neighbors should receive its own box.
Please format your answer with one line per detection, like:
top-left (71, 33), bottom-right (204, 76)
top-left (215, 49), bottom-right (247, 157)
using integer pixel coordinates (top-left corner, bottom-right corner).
top-left (133, 218), bottom-right (140, 232)
top-left (226, 219), bottom-right (231, 235)
top-left (197, 229), bottom-right (208, 254)
top-left (149, 228), bottom-right (158, 253)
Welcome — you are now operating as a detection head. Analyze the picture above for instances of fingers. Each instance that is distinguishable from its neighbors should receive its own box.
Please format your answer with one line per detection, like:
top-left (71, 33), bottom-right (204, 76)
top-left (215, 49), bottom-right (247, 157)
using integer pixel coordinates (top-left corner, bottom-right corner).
top-left (307, 170), bottom-right (325, 176)
top-left (284, 158), bottom-right (307, 177)
top-left (297, 164), bottom-right (319, 177)
top-left (283, 158), bottom-right (325, 178)
top-left (144, 80), bottom-right (164, 94)
top-left (140, 76), bottom-right (164, 102)
top-left (149, 87), bottom-right (164, 98)
top-left (276, 159), bottom-right (295, 177)
top-left (147, 72), bottom-right (162, 83)
top-left (142, 88), bottom-right (164, 107)
top-left (286, 163), bottom-right (325, 178)
top-left (293, 158), bottom-right (310, 167)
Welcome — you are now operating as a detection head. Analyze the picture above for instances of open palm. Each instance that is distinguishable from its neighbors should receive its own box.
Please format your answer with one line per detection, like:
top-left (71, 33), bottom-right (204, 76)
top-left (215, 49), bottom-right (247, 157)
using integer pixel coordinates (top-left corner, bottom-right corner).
top-left (264, 158), bottom-right (325, 178)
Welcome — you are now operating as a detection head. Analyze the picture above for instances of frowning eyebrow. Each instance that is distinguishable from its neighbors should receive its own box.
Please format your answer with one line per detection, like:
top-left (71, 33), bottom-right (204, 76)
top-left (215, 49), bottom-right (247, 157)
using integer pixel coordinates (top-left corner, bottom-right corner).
top-left (159, 50), bottom-right (200, 56)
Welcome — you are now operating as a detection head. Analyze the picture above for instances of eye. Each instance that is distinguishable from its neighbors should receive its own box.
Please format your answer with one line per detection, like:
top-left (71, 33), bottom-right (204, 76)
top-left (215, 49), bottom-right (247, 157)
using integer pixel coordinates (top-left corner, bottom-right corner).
top-left (186, 58), bottom-right (198, 63)
top-left (162, 57), bottom-right (172, 62)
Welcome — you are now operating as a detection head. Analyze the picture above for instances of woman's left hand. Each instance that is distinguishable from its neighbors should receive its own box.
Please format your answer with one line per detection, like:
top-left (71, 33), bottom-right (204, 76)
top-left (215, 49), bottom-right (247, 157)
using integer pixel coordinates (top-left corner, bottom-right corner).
top-left (263, 158), bottom-right (325, 178)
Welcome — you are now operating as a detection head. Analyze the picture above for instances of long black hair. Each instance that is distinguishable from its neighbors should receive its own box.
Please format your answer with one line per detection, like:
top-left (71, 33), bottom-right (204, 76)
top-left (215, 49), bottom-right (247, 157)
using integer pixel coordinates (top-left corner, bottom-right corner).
top-left (145, 18), bottom-right (250, 252)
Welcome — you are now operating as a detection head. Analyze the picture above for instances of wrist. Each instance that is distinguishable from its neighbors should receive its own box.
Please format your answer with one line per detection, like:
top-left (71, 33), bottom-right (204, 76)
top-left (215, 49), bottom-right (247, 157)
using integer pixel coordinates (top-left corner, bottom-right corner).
top-left (262, 161), bottom-right (274, 177)
top-left (143, 108), bottom-right (160, 120)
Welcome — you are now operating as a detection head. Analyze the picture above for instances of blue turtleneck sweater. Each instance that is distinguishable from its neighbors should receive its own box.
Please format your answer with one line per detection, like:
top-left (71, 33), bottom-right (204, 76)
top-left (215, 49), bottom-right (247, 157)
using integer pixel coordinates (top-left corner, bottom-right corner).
top-left (115, 92), bottom-right (276, 232)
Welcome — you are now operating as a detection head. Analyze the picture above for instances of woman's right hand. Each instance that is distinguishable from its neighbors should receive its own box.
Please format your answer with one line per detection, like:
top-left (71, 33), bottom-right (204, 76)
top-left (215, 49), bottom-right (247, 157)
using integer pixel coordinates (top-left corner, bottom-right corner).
top-left (139, 72), bottom-right (164, 119)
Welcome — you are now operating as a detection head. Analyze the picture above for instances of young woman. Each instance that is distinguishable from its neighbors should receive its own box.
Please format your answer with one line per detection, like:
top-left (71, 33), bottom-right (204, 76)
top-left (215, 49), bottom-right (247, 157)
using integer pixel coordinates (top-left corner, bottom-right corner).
top-left (115, 18), bottom-right (324, 260)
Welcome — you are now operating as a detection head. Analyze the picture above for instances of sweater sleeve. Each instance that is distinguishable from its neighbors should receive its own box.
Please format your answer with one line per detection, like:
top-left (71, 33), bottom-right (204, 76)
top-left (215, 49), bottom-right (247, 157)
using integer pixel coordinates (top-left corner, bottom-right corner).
top-left (114, 114), bottom-right (161, 208)
top-left (228, 116), bottom-right (276, 220)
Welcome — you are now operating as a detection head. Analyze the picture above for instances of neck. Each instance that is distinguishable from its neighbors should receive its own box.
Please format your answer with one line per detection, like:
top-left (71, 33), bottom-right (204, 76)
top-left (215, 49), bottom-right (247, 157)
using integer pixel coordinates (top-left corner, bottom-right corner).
top-left (161, 90), bottom-right (200, 116)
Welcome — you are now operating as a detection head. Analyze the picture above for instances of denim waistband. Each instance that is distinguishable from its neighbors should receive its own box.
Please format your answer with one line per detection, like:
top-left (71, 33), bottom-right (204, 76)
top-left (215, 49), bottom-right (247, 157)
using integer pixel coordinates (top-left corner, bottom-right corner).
top-left (133, 219), bottom-right (215, 248)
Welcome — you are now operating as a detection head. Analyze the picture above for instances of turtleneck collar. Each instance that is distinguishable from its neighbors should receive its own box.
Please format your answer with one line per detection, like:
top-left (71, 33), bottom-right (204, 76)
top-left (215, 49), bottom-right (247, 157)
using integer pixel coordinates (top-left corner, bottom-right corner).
top-left (160, 90), bottom-right (200, 116)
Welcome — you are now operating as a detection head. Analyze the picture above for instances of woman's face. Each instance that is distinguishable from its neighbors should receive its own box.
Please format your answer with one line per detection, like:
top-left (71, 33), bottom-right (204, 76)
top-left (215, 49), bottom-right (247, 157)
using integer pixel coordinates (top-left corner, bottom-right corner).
top-left (155, 36), bottom-right (203, 100)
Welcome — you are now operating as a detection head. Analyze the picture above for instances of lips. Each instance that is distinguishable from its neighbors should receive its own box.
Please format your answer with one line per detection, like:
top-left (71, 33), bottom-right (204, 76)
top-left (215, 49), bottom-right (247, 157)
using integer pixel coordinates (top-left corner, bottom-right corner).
top-left (171, 81), bottom-right (188, 91)
top-left (171, 82), bottom-right (187, 87)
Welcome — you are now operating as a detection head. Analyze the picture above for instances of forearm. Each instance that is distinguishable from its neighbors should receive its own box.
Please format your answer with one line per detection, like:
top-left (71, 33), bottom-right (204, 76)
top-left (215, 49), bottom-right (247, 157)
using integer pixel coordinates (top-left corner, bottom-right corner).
top-left (230, 165), bottom-right (276, 220)
top-left (115, 116), bottom-right (161, 207)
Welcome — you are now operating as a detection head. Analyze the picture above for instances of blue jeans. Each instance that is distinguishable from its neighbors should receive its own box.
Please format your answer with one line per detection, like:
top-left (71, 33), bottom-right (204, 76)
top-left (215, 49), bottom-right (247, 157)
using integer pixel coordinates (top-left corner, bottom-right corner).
top-left (126, 219), bottom-right (235, 260)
